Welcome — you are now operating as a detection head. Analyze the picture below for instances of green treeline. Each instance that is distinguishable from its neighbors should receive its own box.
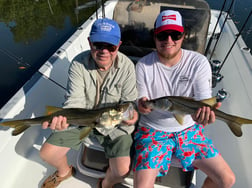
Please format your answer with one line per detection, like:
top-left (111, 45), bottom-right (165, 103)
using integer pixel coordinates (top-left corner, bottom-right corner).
top-left (0, 0), bottom-right (98, 42)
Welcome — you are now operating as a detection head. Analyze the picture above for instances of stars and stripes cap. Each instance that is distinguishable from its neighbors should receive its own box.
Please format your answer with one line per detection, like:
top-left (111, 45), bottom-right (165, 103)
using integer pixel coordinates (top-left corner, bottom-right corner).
top-left (154, 10), bottom-right (184, 34)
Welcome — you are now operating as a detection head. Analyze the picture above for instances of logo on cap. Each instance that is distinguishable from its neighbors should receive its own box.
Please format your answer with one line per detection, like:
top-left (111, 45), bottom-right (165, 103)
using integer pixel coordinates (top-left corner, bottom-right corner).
top-left (162, 15), bottom-right (176, 21)
top-left (100, 23), bottom-right (115, 32)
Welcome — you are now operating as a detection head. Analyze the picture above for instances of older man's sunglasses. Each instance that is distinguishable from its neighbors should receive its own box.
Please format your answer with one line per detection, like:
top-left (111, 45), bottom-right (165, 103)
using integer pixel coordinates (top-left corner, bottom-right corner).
top-left (156, 31), bottom-right (184, 41)
top-left (92, 42), bottom-right (117, 52)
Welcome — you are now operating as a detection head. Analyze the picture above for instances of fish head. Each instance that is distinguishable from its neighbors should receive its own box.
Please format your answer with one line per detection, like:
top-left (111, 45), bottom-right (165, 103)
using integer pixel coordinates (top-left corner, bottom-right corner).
top-left (116, 102), bottom-right (131, 111)
top-left (99, 112), bottom-right (114, 128)
top-left (99, 102), bottom-right (134, 129)
top-left (145, 97), bottom-right (172, 111)
top-left (121, 103), bottom-right (134, 120)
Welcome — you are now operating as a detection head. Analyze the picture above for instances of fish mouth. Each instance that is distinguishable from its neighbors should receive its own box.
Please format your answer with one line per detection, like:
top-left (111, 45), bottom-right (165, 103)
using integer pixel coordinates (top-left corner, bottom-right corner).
top-left (98, 102), bottom-right (134, 129)
top-left (122, 103), bottom-right (134, 120)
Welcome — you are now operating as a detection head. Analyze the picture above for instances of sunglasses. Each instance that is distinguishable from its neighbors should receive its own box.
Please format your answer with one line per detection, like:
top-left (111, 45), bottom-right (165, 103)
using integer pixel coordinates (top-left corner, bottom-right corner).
top-left (156, 31), bottom-right (184, 41)
top-left (92, 42), bottom-right (117, 52)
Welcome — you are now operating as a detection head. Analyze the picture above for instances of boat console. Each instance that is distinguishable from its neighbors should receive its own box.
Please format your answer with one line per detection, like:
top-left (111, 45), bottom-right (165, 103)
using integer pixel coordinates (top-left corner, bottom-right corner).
top-left (115, 0), bottom-right (210, 63)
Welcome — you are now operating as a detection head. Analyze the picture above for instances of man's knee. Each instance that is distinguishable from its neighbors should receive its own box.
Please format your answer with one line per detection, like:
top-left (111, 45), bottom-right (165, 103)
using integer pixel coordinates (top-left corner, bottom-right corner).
top-left (112, 167), bottom-right (130, 178)
top-left (221, 172), bottom-right (236, 188)
top-left (109, 157), bottom-right (131, 178)
top-left (206, 171), bottom-right (236, 188)
top-left (39, 142), bottom-right (69, 161)
top-left (39, 143), bottom-right (52, 160)
top-left (133, 169), bottom-right (158, 188)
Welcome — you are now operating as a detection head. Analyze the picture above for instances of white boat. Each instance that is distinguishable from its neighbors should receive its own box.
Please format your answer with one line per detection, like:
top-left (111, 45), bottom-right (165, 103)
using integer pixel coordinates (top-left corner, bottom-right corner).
top-left (0, 0), bottom-right (252, 187)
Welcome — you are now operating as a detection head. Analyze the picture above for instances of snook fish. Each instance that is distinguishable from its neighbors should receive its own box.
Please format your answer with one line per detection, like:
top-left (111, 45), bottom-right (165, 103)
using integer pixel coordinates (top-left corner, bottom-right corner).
top-left (0, 102), bottom-right (134, 139)
top-left (144, 96), bottom-right (252, 137)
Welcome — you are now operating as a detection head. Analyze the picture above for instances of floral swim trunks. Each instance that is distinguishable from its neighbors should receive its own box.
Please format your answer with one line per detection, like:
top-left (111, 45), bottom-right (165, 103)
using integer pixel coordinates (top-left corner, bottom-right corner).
top-left (133, 124), bottom-right (219, 177)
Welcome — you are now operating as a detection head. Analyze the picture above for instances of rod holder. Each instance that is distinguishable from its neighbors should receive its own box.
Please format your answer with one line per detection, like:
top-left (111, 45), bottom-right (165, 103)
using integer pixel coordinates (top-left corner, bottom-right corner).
top-left (210, 60), bottom-right (222, 73)
top-left (212, 72), bottom-right (223, 88)
top-left (216, 88), bottom-right (227, 102)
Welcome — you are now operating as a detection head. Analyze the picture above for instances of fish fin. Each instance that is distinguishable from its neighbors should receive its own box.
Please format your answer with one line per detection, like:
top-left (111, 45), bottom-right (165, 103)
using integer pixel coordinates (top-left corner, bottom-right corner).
top-left (201, 97), bottom-right (217, 107)
top-left (227, 122), bottom-right (242, 137)
top-left (12, 125), bottom-right (30, 136)
top-left (227, 117), bottom-right (252, 137)
top-left (174, 114), bottom-right (185, 125)
top-left (45, 106), bottom-right (63, 115)
top-left (0, 121), bottom-right (30, 136)
top-left (79, 127), bottom-right (92, 140)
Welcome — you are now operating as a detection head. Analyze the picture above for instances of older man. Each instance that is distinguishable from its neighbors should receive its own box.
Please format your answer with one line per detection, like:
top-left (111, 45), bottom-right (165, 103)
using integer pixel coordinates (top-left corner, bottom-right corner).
top-left (40, 18), bottom-right (138, 188)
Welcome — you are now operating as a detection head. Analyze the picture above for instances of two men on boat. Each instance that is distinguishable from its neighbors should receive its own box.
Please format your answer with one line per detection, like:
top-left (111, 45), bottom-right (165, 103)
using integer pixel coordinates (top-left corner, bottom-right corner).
top-left (39, 9), bottom-right (235, 188)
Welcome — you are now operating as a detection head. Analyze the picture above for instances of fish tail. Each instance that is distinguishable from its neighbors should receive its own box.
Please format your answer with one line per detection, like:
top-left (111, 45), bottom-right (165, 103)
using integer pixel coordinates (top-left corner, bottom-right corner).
top-left (227, 122), bottom-right (242, 137)
top-left (0, 121), bottom-right (30, 136)
top-left (227, 117), bottom-right (252, 137)
top-left (79, 127), bottom-right (92, 140)
top-left (12, 125), bottom-right (30, 136)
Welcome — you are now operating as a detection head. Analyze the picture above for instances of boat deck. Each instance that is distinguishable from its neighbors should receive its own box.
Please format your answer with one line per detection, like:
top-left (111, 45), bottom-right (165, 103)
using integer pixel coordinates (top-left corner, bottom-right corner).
top-left (198, 10), bottom-right (252, 187)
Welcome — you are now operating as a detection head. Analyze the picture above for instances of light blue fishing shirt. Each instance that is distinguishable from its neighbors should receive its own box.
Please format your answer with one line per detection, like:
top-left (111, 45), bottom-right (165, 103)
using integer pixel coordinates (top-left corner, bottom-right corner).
top-left (63, 50), bottom-right (137, 139)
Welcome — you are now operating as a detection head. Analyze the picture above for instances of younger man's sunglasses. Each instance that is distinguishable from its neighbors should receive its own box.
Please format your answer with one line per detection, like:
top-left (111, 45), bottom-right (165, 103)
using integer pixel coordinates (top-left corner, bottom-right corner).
top-left (156, 31), bottom-right (184, 41)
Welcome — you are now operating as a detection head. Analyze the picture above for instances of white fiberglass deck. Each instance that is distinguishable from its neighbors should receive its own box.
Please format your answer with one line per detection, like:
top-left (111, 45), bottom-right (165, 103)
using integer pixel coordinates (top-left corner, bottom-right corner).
top-left (196, 10), bottom-right (252, 187)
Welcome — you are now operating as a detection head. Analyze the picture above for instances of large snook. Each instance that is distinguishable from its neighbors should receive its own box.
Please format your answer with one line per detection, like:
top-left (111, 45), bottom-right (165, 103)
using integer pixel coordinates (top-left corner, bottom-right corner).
top-left (144, 96), bottom-right (252, 137)
top-left (0, 102), bottom-right (134, 139)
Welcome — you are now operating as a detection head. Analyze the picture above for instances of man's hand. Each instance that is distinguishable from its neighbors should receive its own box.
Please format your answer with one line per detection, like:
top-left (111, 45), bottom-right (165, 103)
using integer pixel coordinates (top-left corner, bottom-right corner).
top-left (138, 97), bottom-right (152, 114)
top-left (42, 116), bottom-right (69, 130)
top-left (122, 110), bottom-right (138, 126)
top-left (192, 102), bottom-right (222, 125)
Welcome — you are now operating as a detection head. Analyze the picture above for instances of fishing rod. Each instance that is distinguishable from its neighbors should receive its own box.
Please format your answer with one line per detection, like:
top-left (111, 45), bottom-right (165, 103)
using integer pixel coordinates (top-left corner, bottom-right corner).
top-left (216, 9), bottom-right (252, 75)
top-left (209, 0), bottom-right (235, 60)
top-left (0, 48), bottom-right (31, 69)
top-left (95, 0), bottom-right (99, 19)
top-left (95, 0), bottom-right (105, 19)
top-left (101, 0), bottom-right (106, 18)
top-left (204, 0), bottom-right (227, 56)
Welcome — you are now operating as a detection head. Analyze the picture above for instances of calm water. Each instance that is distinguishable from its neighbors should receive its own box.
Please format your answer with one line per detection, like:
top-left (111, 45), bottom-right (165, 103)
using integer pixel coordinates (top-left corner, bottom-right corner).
top-left (0, 0), bottom-right (98, 108)
top-left (0, 0), bottom-right (251, 108)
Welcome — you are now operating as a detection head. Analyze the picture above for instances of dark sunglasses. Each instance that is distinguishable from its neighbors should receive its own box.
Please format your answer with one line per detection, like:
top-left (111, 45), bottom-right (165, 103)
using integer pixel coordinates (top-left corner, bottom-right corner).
top-left (92, 42), bottom-right (117, 52)
top-left (156, 31), bottom-right (184, 41)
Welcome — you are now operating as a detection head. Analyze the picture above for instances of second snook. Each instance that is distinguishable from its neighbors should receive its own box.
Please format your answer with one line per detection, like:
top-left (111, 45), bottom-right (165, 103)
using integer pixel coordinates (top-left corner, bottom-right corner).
top-left (0, 102), bottom-right (134, 139)
top-left (144, 96), bottom-right (252, 137)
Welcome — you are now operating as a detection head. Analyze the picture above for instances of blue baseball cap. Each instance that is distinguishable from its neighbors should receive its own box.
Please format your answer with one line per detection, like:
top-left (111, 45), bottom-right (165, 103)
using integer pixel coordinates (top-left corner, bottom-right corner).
top-left (89, 18), bottom-right (121, 46)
